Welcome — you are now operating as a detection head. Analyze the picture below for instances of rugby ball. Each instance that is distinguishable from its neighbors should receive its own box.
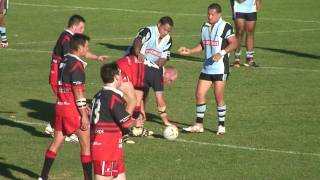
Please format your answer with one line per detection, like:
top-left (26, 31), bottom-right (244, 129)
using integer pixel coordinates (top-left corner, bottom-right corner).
top-left (163, 126), bottom-right (179, 140)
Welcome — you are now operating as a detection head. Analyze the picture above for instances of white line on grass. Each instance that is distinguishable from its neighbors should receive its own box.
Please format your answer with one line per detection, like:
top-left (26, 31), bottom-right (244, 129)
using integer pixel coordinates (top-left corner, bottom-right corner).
top-left (5, 118), bottom-right (320, 158)
top-left (13, 28), bottom-right (320, 46)
top-left (4, 48), bottom-right (51, 54)
top-left (12, 2), bottom-right (320, 24)
top-left (176, 139), bottom-right (320, 157)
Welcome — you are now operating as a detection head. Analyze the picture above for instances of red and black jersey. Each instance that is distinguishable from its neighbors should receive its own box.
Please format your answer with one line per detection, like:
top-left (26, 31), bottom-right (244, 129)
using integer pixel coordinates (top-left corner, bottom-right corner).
top-left (49, 30), bottom-right (73, 88)
top-left (117, 56), bottom-right (164, 92)
top-left (52, 30), bottom-right (73, 62)
top-left (90, 86), bottom-right (133, 161)
top-left (55, 53), bottom-right (86, 117)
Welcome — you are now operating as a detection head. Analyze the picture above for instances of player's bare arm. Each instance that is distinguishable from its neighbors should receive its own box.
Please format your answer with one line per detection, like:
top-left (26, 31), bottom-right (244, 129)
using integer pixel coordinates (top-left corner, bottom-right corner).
top-left (212, 35), bottom-right (238, 62)
top-left (73, 88), bottom-right (90, 131)
top-left (155, 58), bottom-right (167, 67)
top-left (85, 51), bottom-right (109, 61)
top-left (256, 0), bottom-right (262, 11)
top-left (132, 37), bottom-right (145, 62)
top-left (178, 43), bottom-right (203, 56)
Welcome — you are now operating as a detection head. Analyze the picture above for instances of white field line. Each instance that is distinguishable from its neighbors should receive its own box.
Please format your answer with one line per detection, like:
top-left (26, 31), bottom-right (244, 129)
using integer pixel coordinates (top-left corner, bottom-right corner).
top-left (175, 139), bottom-right (320, 158)
top-left (4, 48), bottom-right (51, 53)
top-left (14, 28), bottom-right (320, 46)
top-left (12, 2), bottom-right (320, 24)
top-left (5, 118), bottom-right (320, 158)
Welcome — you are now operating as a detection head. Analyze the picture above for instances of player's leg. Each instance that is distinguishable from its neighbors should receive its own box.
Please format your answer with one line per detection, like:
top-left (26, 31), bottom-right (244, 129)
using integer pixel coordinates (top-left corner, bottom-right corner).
top-left (0, 14), bottom-right (8, 48)
top-left (95, 174), bottom-right (113, 180)
top-left (75, 128), bottom-right (92, 180)
top-left (213, 79), bottom-right (226, 135)
top-left (154, 91), bottom-right (174, 126)
top-left (131, 89), bottom-right (154, 137)
top-left (183, 77), bottom-right (212, 133)
top-left (233, 15), bottom-right (246, 67)
top-left (118, 81), bottom-right (137, 115)
top-left (39, 130), bottom-right (65, 180)
top-left (244, 20), bottom-right (257, 66)
top-left (114, 173), bottom-right (126, 180)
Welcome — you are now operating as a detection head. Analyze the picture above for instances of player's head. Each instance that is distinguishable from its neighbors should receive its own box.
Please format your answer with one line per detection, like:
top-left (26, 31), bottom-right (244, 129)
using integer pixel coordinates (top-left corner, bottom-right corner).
top-left (68, 14), bottom-right (86, 34)
top-left (100, 62), bottom-right (121, 87)
top-left (69, 33), bottom-right (90, 57)
top-left (163, 66), bottom-right (178, 85)
top-left (157, 16), bottom-right (174, 38)
top-left (207, 3), bottom-right (222, 25)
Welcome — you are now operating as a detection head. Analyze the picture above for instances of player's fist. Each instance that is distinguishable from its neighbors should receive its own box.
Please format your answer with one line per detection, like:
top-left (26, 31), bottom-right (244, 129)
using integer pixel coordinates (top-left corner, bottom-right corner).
top-left (178, 47), bottom-right (191, 56)
top-left (97, 55), bottom-right (109, 61)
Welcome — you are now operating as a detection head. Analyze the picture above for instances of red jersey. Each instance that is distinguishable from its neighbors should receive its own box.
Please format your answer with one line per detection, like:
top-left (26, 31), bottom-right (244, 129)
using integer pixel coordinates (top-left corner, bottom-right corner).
top-left (55, 53), bottom-right (86, 117)
top-left (90, 86), bottom-right (133, 161)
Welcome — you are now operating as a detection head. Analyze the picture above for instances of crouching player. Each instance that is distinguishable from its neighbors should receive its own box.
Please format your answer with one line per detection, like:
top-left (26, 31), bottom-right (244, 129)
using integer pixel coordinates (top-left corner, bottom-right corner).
top-left (117, 55), bottom-right (178, 137)
top-left (90, 62), bottom-right (136, 180)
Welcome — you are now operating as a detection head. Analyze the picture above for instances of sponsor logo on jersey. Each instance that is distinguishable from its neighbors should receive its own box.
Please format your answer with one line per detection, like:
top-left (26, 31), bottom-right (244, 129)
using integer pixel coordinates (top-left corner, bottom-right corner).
top-left (202, 40), bottom-right (219, 46)
top-left (145, 48), bottom-right (161, 57)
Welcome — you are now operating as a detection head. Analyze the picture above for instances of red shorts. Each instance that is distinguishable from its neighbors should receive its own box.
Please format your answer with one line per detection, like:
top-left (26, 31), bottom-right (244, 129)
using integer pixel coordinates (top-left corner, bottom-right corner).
top-left (117, 56), bottom-right (145, 88)
top-left (54, 115), bottom-right (80, 135)
top-left (93, 160), bottom-right (125, 178)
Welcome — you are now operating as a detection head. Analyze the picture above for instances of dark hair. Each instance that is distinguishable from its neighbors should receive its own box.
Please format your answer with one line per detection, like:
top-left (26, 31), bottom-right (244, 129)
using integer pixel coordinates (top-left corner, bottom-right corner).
top-left (208, 3), bottom-right (222, 13)
top-left (100, 62), bottom-right (120, 84)
top-left (159, 16), bottom-right (174, 27)
top-left (68, 14), bottom-right (86, 27)
top-left (69, 33), bottom-right (90, 52)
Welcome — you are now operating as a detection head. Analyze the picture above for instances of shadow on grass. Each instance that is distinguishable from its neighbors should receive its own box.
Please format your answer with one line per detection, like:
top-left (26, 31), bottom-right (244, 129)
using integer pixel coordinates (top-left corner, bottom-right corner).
top-left (255, 46), bottom-right (320, 60)
top-left (98, 42), bottom-right (202, 62)
top-left (20, 99), bottom-right (54, 123)
top-left (145, 112), bottom-right (215, 133)
top-left (0, 117), bottom-right (47, 138)
top-left (0, 157), bottom-right (38, 180)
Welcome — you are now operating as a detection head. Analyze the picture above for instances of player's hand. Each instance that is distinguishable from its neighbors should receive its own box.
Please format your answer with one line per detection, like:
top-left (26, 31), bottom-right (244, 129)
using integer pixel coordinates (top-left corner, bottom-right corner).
top-left (164, 121), bottom-right (176, 127)
top-left (137, 53), bottom-right (145, 63)
top-left (212, 53), bottom-right (222, 62)
top-left (97, 55), bottom-right (109, 61)
top-left (178, 47), bottom-right (191, 56)
top-left (80, 115), bottom-right (90, 131)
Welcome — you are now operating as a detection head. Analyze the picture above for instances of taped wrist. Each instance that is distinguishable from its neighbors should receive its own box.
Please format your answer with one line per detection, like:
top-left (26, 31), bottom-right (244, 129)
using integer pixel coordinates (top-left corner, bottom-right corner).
top-left (157, 106), bottom-right (167, 117)
top-left (76, 98), bottom-right (87, 109)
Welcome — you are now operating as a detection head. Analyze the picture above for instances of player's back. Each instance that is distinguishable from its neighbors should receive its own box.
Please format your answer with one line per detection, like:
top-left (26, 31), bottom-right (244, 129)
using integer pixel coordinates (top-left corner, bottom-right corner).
top-left (52, 30), bottom-right (73, 61)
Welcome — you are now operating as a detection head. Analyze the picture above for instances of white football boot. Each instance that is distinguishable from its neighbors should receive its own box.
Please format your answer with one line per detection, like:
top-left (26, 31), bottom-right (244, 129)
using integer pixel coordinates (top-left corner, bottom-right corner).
top-left (216, 125), bottom-right (225, 135)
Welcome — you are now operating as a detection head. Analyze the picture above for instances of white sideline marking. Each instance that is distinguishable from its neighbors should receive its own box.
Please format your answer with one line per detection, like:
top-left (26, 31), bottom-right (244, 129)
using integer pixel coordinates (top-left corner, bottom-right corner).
top-left (259, 66), bottom-right (320, 73)
top-left (4, 48), bottom-right (51, 53)
top-left (4, 118), bottom-right (320, 157)
top-left (176, 139), bottom-right (320, 157)
top-left (13, 28), bottom-right (320, 46)
top-left (12, 2), bottom-right (320, 24)
top-left (8, 119), bottom-right (47, 126)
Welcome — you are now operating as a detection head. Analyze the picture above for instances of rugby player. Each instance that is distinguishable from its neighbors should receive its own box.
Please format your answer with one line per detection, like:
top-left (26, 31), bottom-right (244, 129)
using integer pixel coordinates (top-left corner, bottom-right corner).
top-left (0, 0), bottom-right (8, 48)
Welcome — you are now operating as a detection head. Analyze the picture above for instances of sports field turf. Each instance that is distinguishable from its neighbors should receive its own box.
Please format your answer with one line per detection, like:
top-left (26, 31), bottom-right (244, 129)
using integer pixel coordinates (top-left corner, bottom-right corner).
top-left (0, 0), bottom-right (320, 179)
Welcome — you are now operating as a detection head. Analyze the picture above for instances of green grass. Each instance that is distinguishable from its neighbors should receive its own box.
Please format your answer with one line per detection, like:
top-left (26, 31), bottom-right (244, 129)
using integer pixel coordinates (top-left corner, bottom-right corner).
top-left (1, 0), bottom-right (320, 179)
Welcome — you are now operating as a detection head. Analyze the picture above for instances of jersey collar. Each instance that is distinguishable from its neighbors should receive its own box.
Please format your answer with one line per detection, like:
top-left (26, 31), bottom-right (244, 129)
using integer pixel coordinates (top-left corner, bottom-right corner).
top-left (103, 86), bottom-right (124, 97)
top-left (65, 29), bottom-right (75, 36)
top-left (65, 53), bottom-right (87, 68)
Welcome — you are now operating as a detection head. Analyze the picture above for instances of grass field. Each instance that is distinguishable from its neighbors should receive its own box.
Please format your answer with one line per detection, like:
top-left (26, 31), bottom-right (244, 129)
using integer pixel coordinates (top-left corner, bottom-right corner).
top-left (1, 0), bottom-right (320, 179)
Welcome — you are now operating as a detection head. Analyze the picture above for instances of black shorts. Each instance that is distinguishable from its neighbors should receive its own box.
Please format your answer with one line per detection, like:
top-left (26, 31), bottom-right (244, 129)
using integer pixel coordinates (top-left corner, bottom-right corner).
top-left (235, 12), bottom-right (257, 21)
top-left (199, 73), bottom-right (229, 82)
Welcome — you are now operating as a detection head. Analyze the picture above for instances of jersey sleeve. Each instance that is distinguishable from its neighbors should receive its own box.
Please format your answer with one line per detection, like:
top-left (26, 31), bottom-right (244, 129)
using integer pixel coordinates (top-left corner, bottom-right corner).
top-left (136, 27), bottom-right (152, 44)
top-left (70, 61), bottom-right (85, 89)
top-left (160, 37), bottom-right (172, 60)
top-left (111, 96), bottom-right (133, 128)
top-left (223, 23), bottom-right (235, 39)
